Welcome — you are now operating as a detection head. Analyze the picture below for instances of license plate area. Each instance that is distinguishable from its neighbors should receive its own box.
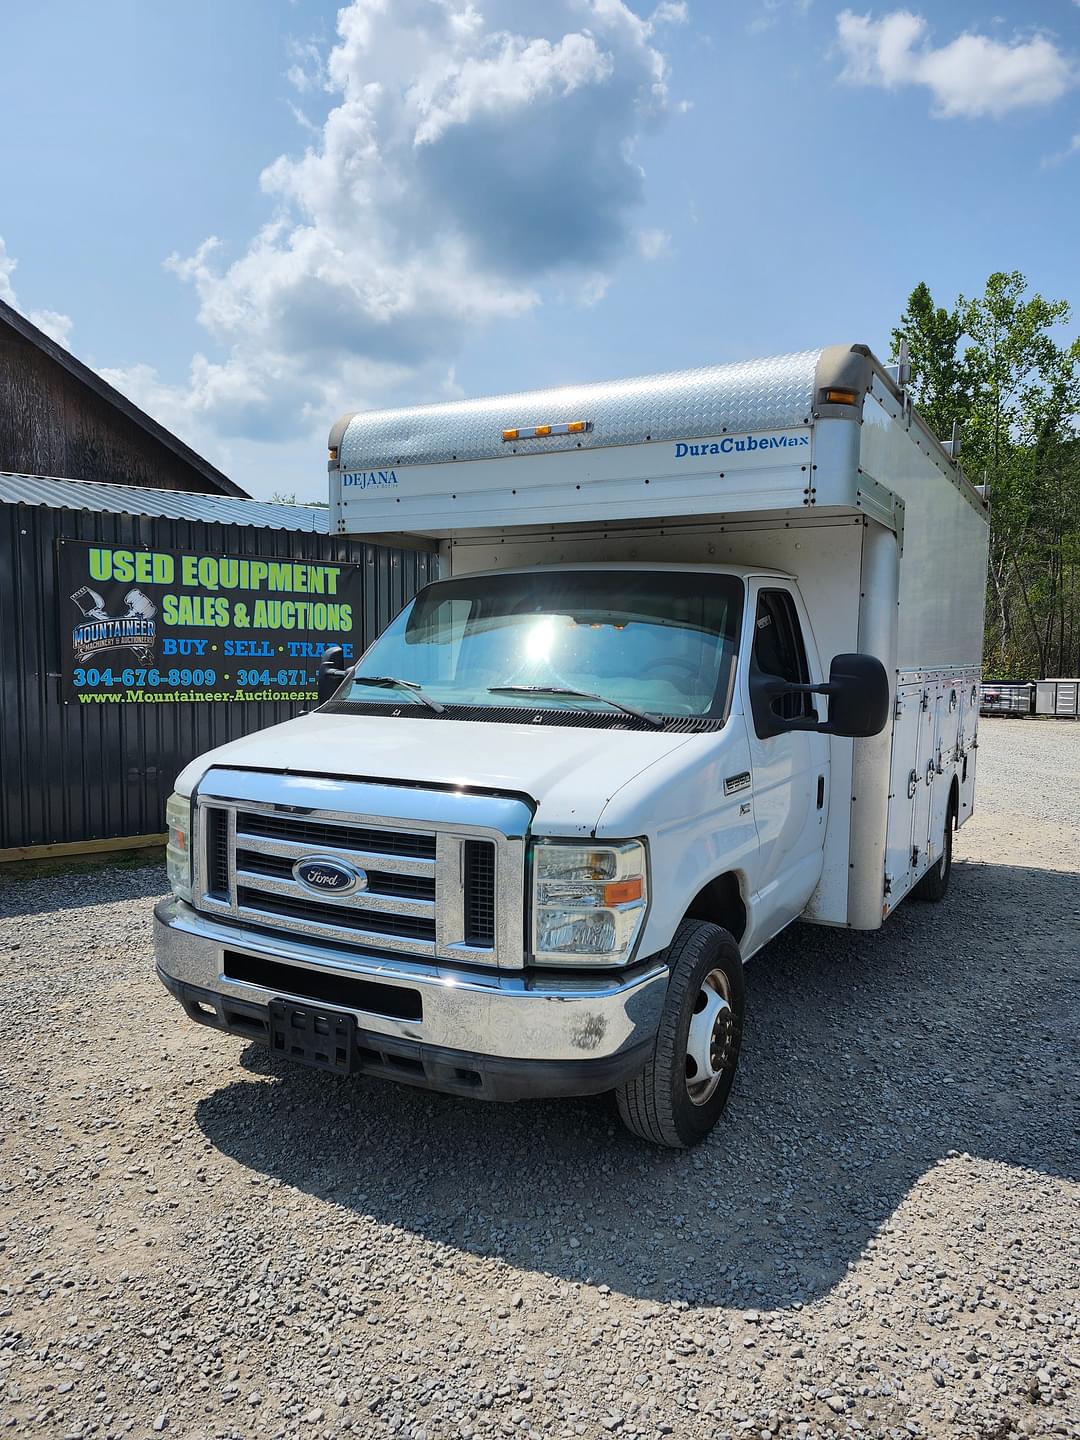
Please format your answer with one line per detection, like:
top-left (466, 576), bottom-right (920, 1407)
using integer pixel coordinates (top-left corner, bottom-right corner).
top-left (269, 998), bottom-right (355, 1075)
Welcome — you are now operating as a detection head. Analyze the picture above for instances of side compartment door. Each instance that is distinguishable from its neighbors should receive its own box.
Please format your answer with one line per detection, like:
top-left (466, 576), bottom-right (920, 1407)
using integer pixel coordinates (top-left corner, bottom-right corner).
top-left (743, 584), bottom-right (830, 937)
top-left (910, 684), bottom-right (937, 875)
top-left (884, 682), bottom-right (921, 910)
top-left (928, 680), bottom-right (961, 864)
top-left (957, 679), bottom-right (979, 824)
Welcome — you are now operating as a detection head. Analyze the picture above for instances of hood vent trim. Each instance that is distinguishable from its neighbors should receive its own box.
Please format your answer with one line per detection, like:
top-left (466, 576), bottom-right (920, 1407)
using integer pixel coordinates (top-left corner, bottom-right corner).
top-left (319, 700), bottom-right (725, 734)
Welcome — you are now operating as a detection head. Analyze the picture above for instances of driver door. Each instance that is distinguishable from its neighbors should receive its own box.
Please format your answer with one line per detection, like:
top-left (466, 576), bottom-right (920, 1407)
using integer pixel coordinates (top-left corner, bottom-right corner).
top-left (743, 582), bottom-right (830, 938)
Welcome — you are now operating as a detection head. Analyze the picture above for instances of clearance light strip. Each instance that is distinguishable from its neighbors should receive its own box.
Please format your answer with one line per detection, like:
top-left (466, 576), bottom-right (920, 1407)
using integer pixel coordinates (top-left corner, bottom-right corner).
top-left (502, 420), bottom-right (591, 442)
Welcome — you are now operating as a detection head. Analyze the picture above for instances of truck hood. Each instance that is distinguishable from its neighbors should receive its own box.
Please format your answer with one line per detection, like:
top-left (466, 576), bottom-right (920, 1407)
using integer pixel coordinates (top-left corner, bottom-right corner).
top-left (175, 711), bottom-right (700, 836)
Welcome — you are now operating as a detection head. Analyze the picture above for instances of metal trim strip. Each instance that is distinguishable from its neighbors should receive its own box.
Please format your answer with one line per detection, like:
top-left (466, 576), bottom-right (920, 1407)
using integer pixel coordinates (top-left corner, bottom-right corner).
top-left (233, 830), bottom-right (436, 878)
top-left (235, 868), bottom-right (436, 919)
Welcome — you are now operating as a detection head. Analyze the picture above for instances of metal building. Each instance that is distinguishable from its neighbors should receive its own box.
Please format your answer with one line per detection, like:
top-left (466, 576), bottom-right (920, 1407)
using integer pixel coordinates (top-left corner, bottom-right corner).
top-left (0, 474), bottom-right (436, 858)
top-left (0, 299), bottom-right (246, 496)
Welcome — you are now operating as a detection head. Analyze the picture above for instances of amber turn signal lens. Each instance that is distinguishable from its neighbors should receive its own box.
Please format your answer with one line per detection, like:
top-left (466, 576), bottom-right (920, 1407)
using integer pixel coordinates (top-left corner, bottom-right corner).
top-left (822, 387), bottom-right (859, 406)
top-left (602, 877), bottom-right (644, 906)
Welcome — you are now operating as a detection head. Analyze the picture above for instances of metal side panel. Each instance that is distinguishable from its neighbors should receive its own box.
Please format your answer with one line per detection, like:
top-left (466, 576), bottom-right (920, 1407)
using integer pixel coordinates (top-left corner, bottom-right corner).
top-left (0, 500), bottom-right (437, 851)
top-left (883, 668), bottom-right (980, 914)
top-left (883, 681), bottom-right (925, 910)
top-left (333, 432), bottom-right (815, 537)
top-left (336, 351), bottom-right (822, 472)
top-left (1054, 681), bottom-right (1079, 717)
top-left (844, 521), bottom-right (899, 930)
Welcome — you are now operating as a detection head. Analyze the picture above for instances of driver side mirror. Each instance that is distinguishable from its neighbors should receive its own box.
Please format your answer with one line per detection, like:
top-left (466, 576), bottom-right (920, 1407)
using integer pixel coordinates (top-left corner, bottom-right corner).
top-left (750, 652), bottom-right (890, 740)
top-left (317, 644), bottom-right (348, 704)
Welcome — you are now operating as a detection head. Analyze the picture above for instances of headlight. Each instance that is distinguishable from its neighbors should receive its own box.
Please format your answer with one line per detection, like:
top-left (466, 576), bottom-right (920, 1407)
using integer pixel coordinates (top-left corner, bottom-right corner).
top-left (165, 792), bottom-right (193, 903)
top-left (531, 840), bottom-right (648, 967)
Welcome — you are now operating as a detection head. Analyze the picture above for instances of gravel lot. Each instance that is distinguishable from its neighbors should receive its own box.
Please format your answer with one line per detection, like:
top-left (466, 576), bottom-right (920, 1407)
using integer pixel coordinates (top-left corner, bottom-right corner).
top-left (1, 720), bottom-right (1078, 1440)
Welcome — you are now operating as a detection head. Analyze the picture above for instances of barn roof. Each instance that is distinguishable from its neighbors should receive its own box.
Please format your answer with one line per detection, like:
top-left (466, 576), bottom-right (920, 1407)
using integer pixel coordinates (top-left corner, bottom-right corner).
top-left (0, 471), bottom-right (329, 532)
top-left (0, 298), bottom-right (248, 498)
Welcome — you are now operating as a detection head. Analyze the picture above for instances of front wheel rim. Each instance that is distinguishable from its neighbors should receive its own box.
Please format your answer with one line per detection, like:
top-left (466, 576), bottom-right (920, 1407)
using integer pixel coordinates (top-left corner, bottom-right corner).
top-left (685, 968), bottom-right (735, 1106)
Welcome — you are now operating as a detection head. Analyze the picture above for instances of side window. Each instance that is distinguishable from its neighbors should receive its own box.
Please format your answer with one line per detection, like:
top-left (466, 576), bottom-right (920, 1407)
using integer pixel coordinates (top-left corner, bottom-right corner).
top-left (752, 590), bottom-right (816, 722)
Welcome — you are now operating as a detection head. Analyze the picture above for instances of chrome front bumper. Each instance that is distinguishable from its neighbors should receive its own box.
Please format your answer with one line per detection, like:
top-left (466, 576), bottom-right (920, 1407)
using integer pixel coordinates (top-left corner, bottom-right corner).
top-left (154, 898), bottom-right (668, 1100)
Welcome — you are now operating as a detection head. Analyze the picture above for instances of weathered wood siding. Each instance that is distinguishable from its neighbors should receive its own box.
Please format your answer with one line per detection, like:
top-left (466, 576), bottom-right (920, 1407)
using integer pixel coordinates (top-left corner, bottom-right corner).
top-left (0, 324), bottom-right (214, 493)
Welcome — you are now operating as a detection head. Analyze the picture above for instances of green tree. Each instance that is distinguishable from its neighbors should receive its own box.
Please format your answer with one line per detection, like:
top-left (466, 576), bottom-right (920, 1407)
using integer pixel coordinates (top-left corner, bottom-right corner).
top-left (960, 273), bottom-right (1080, 673)
top-left (893, 273), bottom-right (1080, 677)
top-left (890, 281), bottom-right (969, 439)
top-left (270, 491), bottom-right (328, 508)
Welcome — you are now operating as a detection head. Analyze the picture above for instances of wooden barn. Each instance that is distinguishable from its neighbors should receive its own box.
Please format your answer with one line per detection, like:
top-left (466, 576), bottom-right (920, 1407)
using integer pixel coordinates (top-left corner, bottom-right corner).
top-left (0, 298), bottom-right (246, 497)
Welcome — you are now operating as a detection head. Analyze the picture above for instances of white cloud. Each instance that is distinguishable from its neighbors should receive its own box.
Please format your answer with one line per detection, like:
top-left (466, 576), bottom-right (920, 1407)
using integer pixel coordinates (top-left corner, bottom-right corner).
top-left (748, 0), bottom-right (812, 36)
top-left (835, 10), bottom-right (1074, 118)
top-left (27, 308), bottom-right (74, 347)
top-left (409, 33), bottom-right (615, 146)
top-left (285, 38), bottom-right (327, 94)
top-left (0, 237), bottom-right (18, 308)
top-left (650, 1), bottom-right (689, 22)
top-left (0, 235), bottom-right (74, 347)
top-left (1041, 132), bottom-right (1080, 167)
top-left (637, 226), bottom-right (671, 259)
top-left (103, 0), bottom-right (678, 478)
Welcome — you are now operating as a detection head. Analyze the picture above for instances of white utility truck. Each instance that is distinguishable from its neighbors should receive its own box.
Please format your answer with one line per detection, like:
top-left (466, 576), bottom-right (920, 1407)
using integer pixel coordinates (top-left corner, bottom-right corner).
top-left (156, 345), bottom-right (989, 1146)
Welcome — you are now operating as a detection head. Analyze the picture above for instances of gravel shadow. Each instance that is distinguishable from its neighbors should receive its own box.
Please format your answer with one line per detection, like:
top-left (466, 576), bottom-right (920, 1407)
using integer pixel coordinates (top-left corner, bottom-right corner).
top-left (195, 855), bottom-right (1079, 1309)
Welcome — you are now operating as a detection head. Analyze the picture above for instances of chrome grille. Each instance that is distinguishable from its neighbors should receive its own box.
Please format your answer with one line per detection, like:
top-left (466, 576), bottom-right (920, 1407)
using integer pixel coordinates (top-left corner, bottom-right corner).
top-left (205, 807), bottom-right (230, 901)
top-left (463, 841), bottom-right (496, 947)
top-left (233, 846), bottom-right (435, 902)
top-left (235, 885), bottom-right (436, 941)
top-left (192, 783), bottom-right (520, 966)
top-left (235, 810), bottom-right (436, 859)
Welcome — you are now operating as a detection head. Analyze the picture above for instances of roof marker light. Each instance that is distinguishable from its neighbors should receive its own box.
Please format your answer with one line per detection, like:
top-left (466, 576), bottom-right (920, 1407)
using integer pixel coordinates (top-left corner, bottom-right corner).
top-left (502, 420), bottom-right (592, 442)
top-left (821, 387), bottom-right (860, 406)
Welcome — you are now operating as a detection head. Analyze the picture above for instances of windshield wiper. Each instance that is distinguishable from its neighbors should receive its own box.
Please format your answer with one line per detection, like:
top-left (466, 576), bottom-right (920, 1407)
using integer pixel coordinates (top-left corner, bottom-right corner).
top-left (488, 685), bottom-right (664, 728)
top-left (352, 675), bottom-right (445, 714)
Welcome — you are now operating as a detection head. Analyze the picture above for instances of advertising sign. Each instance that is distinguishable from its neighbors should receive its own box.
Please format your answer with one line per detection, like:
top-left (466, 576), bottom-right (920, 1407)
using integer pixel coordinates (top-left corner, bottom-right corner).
top-left (59, 540), bottom-right (363, 704)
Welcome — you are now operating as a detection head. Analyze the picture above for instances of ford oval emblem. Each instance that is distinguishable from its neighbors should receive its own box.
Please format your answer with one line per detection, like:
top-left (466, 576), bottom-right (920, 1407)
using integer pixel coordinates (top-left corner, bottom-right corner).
top-left (292, 856), bottom-right (367, 896)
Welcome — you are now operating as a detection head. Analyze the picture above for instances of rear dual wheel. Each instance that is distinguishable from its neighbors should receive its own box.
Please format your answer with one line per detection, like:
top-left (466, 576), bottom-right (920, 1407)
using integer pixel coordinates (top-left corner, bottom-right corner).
top-left (913, 791), bottom-right (957, 902)
top-left (615, 919), bottom-right (744, 1148)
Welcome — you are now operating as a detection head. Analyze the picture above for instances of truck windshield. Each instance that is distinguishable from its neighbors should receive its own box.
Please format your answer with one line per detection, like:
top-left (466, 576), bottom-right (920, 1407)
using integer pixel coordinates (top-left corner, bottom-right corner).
top-left (339, 570), bottom-right (743, 723)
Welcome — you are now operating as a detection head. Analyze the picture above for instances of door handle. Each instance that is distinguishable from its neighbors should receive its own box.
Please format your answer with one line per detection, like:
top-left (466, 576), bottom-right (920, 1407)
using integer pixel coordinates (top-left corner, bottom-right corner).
top-left (816, 774), bottom-right (825, 809)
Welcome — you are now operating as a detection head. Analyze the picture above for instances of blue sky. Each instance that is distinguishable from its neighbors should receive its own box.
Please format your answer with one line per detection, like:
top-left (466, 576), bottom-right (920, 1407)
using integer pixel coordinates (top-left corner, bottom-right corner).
top-left (2, 0), bottom-right (1077, 499)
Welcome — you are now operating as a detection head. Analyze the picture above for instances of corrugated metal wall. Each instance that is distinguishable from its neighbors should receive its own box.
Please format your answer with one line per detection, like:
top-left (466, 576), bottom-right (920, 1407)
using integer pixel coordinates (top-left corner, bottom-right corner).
top-left (0, 500), bottom-right (437, 851)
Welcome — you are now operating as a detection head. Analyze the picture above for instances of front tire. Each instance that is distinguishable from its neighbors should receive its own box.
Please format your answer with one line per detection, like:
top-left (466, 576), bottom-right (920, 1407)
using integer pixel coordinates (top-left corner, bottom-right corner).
top-left (615, 920), bottom-right (744, 1148)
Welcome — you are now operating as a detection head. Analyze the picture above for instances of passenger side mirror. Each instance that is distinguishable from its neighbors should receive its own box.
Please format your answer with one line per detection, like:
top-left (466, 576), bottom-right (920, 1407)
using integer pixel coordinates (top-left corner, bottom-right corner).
top-left (749, 652), bottom-right (890, 740)
top-left (317, 644), bottom-right (348, 704)
top-left (819, 653), bottom-right (891, 737)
